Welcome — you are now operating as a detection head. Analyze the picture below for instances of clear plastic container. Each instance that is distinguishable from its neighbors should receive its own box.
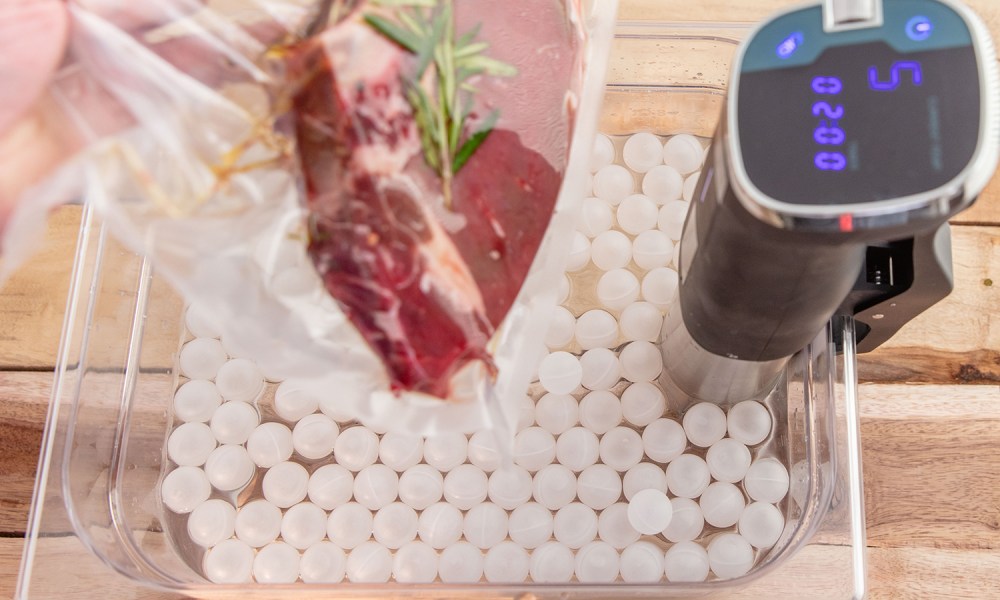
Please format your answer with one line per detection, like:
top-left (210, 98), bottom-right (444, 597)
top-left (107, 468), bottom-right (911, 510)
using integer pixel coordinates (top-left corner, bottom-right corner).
top-left (17, 21), bottom-right (867, 599)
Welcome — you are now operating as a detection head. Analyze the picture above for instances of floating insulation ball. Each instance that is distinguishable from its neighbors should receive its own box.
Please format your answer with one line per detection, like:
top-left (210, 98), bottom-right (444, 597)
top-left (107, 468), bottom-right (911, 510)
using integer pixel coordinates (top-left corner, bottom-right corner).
top-left (532, 464), bottom-right (578, 511)
top-left (204, 444), bottom-right (255, 491)
top-left (663, 134), bottom-right (704, 175)
top-left (464, 502), bottom-right (509, 550)
top-left (683, 171), bottom-right (702, 202)
top-left (727, 400), bottom-right (773, 446)
top-left (619, 302), bottom-right (664, 342)
top-left (578, 197), bottom-right (614, 238)
top-left (617, 194), bottom-right (659, 235)
top-left (642, 164), bottom-right (684, 203)
top-left (707, 533), bottom-right (755, 580)
top-left (262, 461), bottom-right (309, 508)
top-left (235, 500), bottom-right (282, 547)
top-left (334, 426), bottom-right (379, 472)
top-left (534, 393), bottom-right (579, 436)
top-left (545, 306), bottom-right (577, 349)
top-left (622, 462), bottom-right (667, 501)
top-left (418, 502), bottom-right (464, 550)
top-left (273, 379), bottom-right (321, 422)
top-left (642, 267), bottom-right (680, 309)
top-left (575, 540), bottom-right (620, 583)
top-left (575, 309), bottom-right (619, 350)
top-left (658, 200), bottom-right (690, 241)
top-left (487, 466), bottom-right (533, 510)
top-left (623, 132), bottom-right (664, 173)
top-left (619, 341), bottom-right (663, 383)
top-left (372, 502), bottom-right (419, 549)
top-left (215, 358), bottom-right (264, 403)
top-left (292, 414), bottom-right (339, 460)
top-left (484, 541), bottom-right (531, 583)
top-left (597, 269), bottom-right (641, 311)
top-left (566, 231), bottom-right (592, 272)
top-left (642, 418), bottom-right (688, 463)
top-left (392, 541), bottom-right (438, 584)
top-left (443, 464), bottom-right (489, 510)
top-left (664, 541), bottom-right (710, 583)
top-left (739, 502), bottom-right (785, 549)
top-left (626, 488), bottom-right (673, 535)
top-left (346, 541), bottom-right (392, 583)
top-left (467, 430), bottom-right (503, 472)
top-left (210, 400), bottom-right (259, 445)
top-left (378, 431), bottom-right (423, 472)
top-left (508, 503), bottom-right (553, 549)
top-left (665, 454), bottom-right (711, 499)
top-left (423, 432), bottom-right (469, 473)
top-left (514, 427), bottom-right (557, 473)
top-left (579, 390), bottom-right (623, 435)
top-left (599, 426), bottom-right (645, 472)
top-left (683, 403), bottom-right (728, 448)
top-left (247, 422), bottom-right (294, 469)
top-left (699, 482), bottom-right (746, 528)
top-left (591, 230), bottom-right (633, 271)
top-left (327, 502), bottom-right (374, 550)
top-left (576, 464), bottom-right (622, 511)
top-left (281, 502), bottom-right (327, 550)
top-left (179, 338), bottom-right (228, 380)
top-left (706, 438), bottom-right (752, 483)
top-left (185, 302), bottom-right (222, 338)
top-left (662, 497), bottom-right (705, 543)
top-left (553, 503), bottom-right (598, 549)
top-left (398, 464), bottom-right (444, 510)
top-left (621, 382), bottom-right (666, 426)
top-left (187, 499), bottom-right (236, 548)
top-left (353, 464), bottom-right (399, 511)
top-left (632, 230), bottom-right (674, 271)
top-left (555, 427), bottom-right (600, 472)
top-left (530, 541), bottom-right (575, 583)
top-left (168, 422), bottom-right (216, 467)
top-left (743, 458), bottom-right (790, 504)
top-left (300, 542), bottom-right (347, 583)
top-left (597, 503), bottom-right (641, 549)
top-left (590, 133), bottom-right (615, 172)
top-left (173, 380), bottom-right (222, 423)
top-left (620, 541), bottom-right (664, 583)
top-left (539, 351), bottom-right (583, 395)
top-left (593, 164), bottom-right (634, 205)
top-left (204, 539), bottom-right (254, 583)
top-left (308, 464), bottom-right (354, 510)
top-left (161, 466), bottom-right (211, 514)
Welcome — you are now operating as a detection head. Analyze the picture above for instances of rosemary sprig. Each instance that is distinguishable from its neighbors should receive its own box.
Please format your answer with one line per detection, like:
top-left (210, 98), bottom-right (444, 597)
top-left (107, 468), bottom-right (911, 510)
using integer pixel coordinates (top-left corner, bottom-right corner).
top-left (364, 0), bottom-right (516, 209)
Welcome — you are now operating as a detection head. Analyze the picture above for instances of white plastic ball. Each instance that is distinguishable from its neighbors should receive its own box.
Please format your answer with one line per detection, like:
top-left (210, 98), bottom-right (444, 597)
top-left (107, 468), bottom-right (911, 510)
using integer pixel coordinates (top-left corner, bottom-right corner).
top-left (204, 444), bottom-right (256, 492)
top-left (707, 533), bottom-right (755, 579)
top-left (683, 402), bottom-right (728, 448)
top-left (597, 502), bottom-right (641, 549)
top-left (215, 359), bottom-right (263, 403)
top-left (464, 502), bottom-right (509, 549)
top-left (378, 431), bottom-right (423, 472)
top-left (699, 481), bottom-right (746, 528)
top-left (658, 200), bottom-right (690, 241)
top-left (300, 542), bottom-right (346, 583)
top-left (508, 503), bottom-right (553, 549)
top-left (597, 268), bottom-right (640, 311)
top-left (185, 302), bottom-right (222, 338)
top-left (487, 465), bottom-right (533, 510)
top-left (553, 503), bottom-right (598, 549)
top-left (743, 458), bottom-right (790, 504)
top-left (353, 464), bottom-right (399, 511)
top-left (274, 379), bottom-right (321, 422)
top-left (621, 382), bottom-right (666, 426)
top-left (292, 414), bottom-right (339, 460)
top-left (599, 426), bottom-right (645, 472)
top-left (617, 194), bottom-right (659, 235)
top-left (593, 164), bottom-right (633, 205)
top-left (632, 230), bottom-right (674, 271)
top-left (529, 541), bottom-right (575, 582)
top-left (235, 499), bottom-right (282, 547)
top-left (467, 430), bottom-right (503, 472)
top-left (515, 393), bottom-right (536, 432)
top-left (333, 426), bottom-right (379, 471)
top-left (620, 541), bottom-right (664, 583)
top-left (727, 400), bottom-right (772, 446)
top-left (664, 540), bottom-right (710, 582)
top-left (545, 306), bottom-right (577, 349)
top-left (590, 230), bottom-right (632, 271)
top-left (204, 539), bottom-right (254, 583)
top-left (398, 464), bottom-right (444, 510)
top-left (663, 497), bottom-right (705, 543)
top-left (392, 541), bottom-right (438, 583)
top-left (372, 502), bottom-right (418, 549)
top-left (589, 133), bottom-right (615, 172)
top-left (346, 541), bottom-right (392, 583)
top-left (557, 274), bottom-right (572, 305)
top-left (579, 348), bottom-right (622, 391)
top-left (642, 164), bottom-right (684, 203)
top-left (627, 488), bottom-right (673, 534)
top-left (168, 422), bottom-right (217, 467)
top-left (484, 541), bottom-right (530, 582)
top-left (538, 351), bottom-right (583, 395)
top-left (575, 540), bottom-right (620, 583)
top-left (555, 427), bottom-right (600, 472)
top-left (663, 134), bottom-right (704, 174)
top-left (623, 132), bottom-right (664, 173)
top-left (173, 380), bottom-right (222, 423)
top-left (253, 542), bottom-right (301, 583)
top-left (576, 464), bottom-right (622, 510)
top-left (161, 466), bottom-right (211, 514)
top-left (665, 454), bottom-right (711, 499)
top-left (739, 502), bottom-right (785, 549)
top-left (706, 438), bottom-right (752, 483)
top-left (575, 309), bottom-right (619, 350)
top-left (281, 502), bottom-right (327, 550)
top-left (578, 197), bottom-right (613, 238)
top-left (210, 401), bottom-right (259, 445)
top-left (514, 427), bottom-right (557, 473)
top-left (641, 267), bottom-right (680, 309)
top-left (566, 231), bottom-right (591, 272)
top-left (179, 338), bottom-right (228, 380)
top-left (642, 418), bottom-right (688, 463)
top-left (327, 502), bottom-right (374, 549)
top-left (308, 464), bottom-right (354, 510)
top-left (534, 393), bottom-right (579, 436)
top-left (262, 461), bottom-right (309, 508)
top-left (423, 432), bottom-right (468, 472)
top-left (443, 464), bottom-right (489, 510)
top-left (418, 502), bottom-right (464, 549)
top-left (619, 302), bottom-right (663, 342)
top-left (683, 170), bottom-right (702, 201)
top-left (532, 464), bottom-right (577, 510)
top-left (622, 462), bottom-right (667, 501)
top-left (187, 499), bottom-right (236, 548)
top-left (578, 390), bottom-right (621, 435)
top-left (247, 422), bottom-right (294, 468)
top-left (619, 341), bottom-right (664, 383)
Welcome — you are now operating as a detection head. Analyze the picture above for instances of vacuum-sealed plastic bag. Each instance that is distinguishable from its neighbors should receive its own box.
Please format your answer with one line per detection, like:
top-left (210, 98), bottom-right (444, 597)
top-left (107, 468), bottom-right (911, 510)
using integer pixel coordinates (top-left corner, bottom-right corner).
top-left (6, 0), bottom-right (615, 436)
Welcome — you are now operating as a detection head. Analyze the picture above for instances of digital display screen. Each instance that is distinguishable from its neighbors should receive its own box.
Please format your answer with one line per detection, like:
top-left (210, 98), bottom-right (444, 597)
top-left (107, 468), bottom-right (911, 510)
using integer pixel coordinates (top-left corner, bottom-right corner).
top-left (737, 41), bottom-right (980, 206)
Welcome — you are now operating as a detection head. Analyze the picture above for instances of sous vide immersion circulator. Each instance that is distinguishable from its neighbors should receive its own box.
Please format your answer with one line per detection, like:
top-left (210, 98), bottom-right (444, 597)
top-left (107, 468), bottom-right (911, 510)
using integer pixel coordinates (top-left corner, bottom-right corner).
top-left (661, 0), bottom-right (1000, 404)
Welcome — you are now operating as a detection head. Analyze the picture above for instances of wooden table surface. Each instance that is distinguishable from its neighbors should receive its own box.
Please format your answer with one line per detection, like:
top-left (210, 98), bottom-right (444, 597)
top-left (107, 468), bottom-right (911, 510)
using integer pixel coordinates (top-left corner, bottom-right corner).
top-left (2, 1), bottom-right (999, 598)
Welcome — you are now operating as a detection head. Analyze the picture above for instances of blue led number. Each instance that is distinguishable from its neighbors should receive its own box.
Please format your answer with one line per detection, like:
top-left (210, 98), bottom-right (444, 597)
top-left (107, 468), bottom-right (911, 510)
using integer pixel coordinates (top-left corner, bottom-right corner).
top-left (814, 123), bottom-right (846, 145)
top-left (815, 152), bottom-right (847, 171)
top-left (868, 61), bottom-right (923, 91)
top-left (812, 101), bottom-right (844, 119)
top-left (811, 76), bottom-right (843, 95)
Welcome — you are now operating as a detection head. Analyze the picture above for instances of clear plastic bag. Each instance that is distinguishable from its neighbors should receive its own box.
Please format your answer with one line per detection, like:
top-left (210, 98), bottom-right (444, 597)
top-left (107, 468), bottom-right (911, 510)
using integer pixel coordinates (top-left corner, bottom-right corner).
top-left (5, 0), bottom-right (616, 436)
